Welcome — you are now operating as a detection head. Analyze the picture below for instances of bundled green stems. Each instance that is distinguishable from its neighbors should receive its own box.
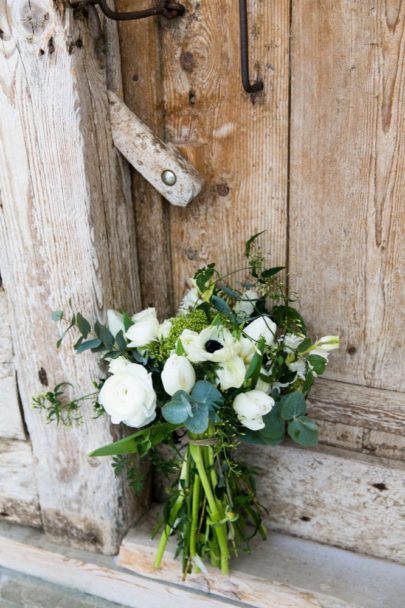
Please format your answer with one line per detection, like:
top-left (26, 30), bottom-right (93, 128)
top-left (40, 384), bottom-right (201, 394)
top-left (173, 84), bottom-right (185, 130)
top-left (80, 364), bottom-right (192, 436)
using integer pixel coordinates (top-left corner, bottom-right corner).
top-left (154, 432), bottom-right (231, 576)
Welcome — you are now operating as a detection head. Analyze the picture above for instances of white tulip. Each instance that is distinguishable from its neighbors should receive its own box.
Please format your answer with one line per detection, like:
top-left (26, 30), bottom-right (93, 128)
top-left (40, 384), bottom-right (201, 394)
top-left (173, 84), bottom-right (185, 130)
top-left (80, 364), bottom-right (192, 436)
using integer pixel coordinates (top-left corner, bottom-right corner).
top-left (254, 368), bottom-right (271, 393)
top-left (234, 289), bottom-right (260, 317)
top-left (180, 326), bottom-right (240, 364)
top-left (239, 336), bottom-right (257, 364)
top-left (107, 309), bottom-right (125, 337)
top-left (161, 354), bottom-right (196, 396)
top-left (287, 359), bottom-right (307, 379)
top-left (216, 356), bottom-right (246, 391)
top-left (159, 319), bottom-right (173, 340)
top-left (282, 333), bottom-right (305, 353)
top-left (126, 307), bottom-right (160, 347)
top-left (233, 390), bottom-right (274, 431)
top-left (243, 316), bottom-right (277, 346)
top-left (99, 362), bottom-right (157, 428)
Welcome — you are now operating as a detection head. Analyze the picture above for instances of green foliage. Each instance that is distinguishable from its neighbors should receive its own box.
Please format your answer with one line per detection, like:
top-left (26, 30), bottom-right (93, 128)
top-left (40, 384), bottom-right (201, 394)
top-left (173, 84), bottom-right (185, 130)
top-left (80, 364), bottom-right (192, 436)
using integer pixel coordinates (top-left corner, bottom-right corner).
top-left (32, 383), bottom-right (86, 426)
top-left (280, 391), bottom-right (306, 420)
top-left (112, 455), bottom-right (145, 496)
top-left (89, 421), bottom-right (178, 457)
top-left (243, 337), bottom-right (265, 389)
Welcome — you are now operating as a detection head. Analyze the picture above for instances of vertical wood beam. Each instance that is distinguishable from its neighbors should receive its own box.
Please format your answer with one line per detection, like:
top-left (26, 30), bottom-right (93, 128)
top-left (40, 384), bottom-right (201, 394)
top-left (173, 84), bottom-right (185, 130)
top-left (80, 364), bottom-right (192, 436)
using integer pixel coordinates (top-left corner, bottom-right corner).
top-left (161, 0), bottom-right (290, 303)
top-left (0, 1), bottom-right (141, 552)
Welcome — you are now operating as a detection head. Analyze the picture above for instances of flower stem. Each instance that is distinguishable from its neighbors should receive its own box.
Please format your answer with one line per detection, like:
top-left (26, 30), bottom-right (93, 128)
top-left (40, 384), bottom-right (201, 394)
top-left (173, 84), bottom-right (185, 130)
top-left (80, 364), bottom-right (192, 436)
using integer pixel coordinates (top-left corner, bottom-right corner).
top-left (189, 444), bottom-right (229, 575)
top-left (154, 453), bottom-right (188, 569)
top-left (190, 472), bottom-right (200, 559)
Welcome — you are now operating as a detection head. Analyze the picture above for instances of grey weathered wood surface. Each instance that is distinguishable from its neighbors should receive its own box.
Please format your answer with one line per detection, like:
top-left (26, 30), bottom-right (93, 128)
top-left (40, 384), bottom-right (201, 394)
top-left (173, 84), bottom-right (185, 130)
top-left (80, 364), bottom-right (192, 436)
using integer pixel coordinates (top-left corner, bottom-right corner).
top-left (239, 443), bottom-right (405, 564)
top-left (289, 1), bottom-right (405, 392)
top-left (0, 288), bottom-right (26, 441)
top-left (0, 0), bottom-right (141, 552)
top-left (0, 439), bottom-right (41, 527)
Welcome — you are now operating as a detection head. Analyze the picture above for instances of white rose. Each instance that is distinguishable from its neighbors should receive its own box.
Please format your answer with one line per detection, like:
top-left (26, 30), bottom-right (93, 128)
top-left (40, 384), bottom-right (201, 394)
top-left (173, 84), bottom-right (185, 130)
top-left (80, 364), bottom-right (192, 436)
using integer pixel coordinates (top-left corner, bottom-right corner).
top-left (161, 354), bottom-right (196, 396)
top-left (243, 316), bottom-right (277, 346)
top-left (107, 309), bottom-right (125, 337)
top-left (99, 362), bottom-right (156, 428)
top-left (234, 289), bottom-right (260, 317)
top-left (233, 390), bottom-right (275, 430)
top-left (126, 307), bottom-right (160, 347)
top-left (216, 356), bottom-right (246, 391)
top-left (180, 326), bottom-right (240, 363)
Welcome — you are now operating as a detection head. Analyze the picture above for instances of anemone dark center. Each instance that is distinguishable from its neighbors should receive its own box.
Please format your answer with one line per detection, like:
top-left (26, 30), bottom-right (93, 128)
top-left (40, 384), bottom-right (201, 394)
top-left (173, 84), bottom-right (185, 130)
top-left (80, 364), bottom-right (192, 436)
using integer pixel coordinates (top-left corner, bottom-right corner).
top-left (205, 339), bottom-right (223, 353)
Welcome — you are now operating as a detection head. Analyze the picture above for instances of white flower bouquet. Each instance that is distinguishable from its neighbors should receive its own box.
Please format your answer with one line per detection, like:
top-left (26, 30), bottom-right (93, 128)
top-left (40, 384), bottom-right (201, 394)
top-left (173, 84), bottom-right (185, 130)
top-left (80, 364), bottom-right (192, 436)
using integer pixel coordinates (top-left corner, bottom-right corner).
top-left (34, 234), bottom-right (338, 576)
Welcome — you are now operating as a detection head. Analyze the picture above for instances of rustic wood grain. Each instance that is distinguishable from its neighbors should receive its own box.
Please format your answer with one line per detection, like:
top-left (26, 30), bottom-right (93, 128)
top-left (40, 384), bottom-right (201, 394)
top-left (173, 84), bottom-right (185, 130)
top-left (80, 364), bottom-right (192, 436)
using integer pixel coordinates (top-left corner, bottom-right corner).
top-left (118, 519), bottom-right (355, 608)
top-left (0, 0), bottom-right (141, 552)
top-left (309, 378), bottom-right (405, 435)
top-left (108, 90), bottom-right (203, 206)
top-left (0, 288), bottom-right (26, 440)
top-left (116, 4), bottom-right (174, 317)
top-left (0, 439), bottom-right (40, 527)
top-left (160, 0), bottom-right (290, 304)
top-left (239, 444), bottom-right (405, 564)
top-left (289, 0), bottom-right (405, 391)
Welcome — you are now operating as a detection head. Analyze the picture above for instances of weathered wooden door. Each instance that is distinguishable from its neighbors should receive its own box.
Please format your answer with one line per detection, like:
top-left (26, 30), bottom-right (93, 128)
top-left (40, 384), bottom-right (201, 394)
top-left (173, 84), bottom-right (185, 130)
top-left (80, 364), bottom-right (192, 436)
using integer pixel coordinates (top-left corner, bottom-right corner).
top-left (118, 0), bottom-right (405, 563)
top-left (0, 0), bottom-right (404, 564)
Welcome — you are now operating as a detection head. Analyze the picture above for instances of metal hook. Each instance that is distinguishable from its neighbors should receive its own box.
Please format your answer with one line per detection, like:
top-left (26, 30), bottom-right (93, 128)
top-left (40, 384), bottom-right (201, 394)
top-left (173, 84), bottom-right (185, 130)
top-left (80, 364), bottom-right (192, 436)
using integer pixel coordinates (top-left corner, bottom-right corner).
top-left (239, 0), bottom-right (264, 94)
top-left (70, 0), bottom-right (185, 21)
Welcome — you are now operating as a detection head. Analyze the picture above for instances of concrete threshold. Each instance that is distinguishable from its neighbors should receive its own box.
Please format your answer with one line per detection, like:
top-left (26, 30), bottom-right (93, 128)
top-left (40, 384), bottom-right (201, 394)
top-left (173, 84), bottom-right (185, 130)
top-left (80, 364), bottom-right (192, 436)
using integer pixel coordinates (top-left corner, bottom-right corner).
top-left (0, 517), bottom-right (404, 608)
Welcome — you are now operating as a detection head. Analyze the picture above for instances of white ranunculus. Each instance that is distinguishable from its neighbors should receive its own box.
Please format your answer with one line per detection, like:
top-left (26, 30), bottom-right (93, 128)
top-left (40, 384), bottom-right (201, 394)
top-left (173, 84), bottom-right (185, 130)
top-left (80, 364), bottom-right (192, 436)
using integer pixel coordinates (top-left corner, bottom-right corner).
top-left (233, 390), bottom-right (275, 431)
top-left (108, 356), bottom-right (133, 375)
top-left (287, 359), bottom-right (307, 379)
top-left (180, 326), bottom-right (240, 364)
top-left (283, 333), bottom-right (305, 353)
top-left (243, 316), bottom-right (277, 346)
top-left (161, 354), bottom-right (196, 396)
top-left (234, 289), bottom-right (260, 317)
top-left (126, 307), bottom-right (160, 347)
top-left (216, 356), bottom-right (246, 391)
top-left (99, 362), bottom-right (157, 428)
top-left (107, 309), bottom-right (125, 337)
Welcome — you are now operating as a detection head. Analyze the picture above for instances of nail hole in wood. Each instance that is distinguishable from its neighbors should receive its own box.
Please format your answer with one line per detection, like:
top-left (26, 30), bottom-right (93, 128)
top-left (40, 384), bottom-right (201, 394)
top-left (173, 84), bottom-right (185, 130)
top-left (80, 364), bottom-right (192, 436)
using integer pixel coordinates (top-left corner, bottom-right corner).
top-left (372, 483), bottom-right (387, 491)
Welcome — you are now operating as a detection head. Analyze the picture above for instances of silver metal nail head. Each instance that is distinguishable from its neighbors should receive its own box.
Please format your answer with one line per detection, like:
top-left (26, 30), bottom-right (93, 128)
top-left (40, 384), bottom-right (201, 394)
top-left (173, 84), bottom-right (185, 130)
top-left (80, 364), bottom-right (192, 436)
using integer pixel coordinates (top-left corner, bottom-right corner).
top-left (161, 169), bottom-right (177, 186)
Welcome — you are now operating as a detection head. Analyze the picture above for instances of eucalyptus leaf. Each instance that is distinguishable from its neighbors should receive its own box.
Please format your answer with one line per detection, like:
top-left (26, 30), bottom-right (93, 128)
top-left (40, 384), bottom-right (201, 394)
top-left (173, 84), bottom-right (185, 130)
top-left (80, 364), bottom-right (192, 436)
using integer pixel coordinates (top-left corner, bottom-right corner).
top-left (211, 295), bottom-right (235, 320)
top-left (184, 402), bottom-right (209, 434)
top-left (287, 416), bottom-right (319, 447)
top-left (280, 391), bottom-right (306, 420)
top-left (191, 381), bottom-right (223, 408)
top-left (75, 338), bottom-right (102, 353)
top-left (115, 330), bottom-right (127, 351)
top-left (51, 310), bottom-right (64, 322)
top-left (76, 313), bottom-right (91, 338)
top-left (162, 391), bottom-right (193, 424)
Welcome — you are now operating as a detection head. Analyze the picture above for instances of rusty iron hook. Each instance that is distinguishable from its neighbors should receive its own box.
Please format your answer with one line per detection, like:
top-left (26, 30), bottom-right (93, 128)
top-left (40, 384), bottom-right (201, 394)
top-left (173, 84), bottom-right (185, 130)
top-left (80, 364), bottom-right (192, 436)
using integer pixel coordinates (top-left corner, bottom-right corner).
top-left (239, 0), bottom-right (264, 94)
top-left (69, 0), bottom-right (185, 21)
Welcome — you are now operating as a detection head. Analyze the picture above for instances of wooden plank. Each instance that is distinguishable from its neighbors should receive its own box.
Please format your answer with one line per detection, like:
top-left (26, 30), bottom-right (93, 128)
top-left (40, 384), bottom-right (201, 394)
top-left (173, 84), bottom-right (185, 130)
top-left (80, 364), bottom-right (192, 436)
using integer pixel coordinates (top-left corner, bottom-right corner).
top-left (0, 1), bottom-right (141, 552)
top-left (0, 439), bottom-right (40, 527)
top-left (117, 5), bottom-right (174, 318)
top-left (0, 288), bottom-right (26, 440)
top-left (0, 528), bottom-right (355, 608)
top-left (160, 0), bottom-right (290, 304)
top-left (108, 91), bottom-right (203, 207)
top-left (238, 444), bottom-right (405, 564)
top-left (289, 1), bottom-right (405, 392)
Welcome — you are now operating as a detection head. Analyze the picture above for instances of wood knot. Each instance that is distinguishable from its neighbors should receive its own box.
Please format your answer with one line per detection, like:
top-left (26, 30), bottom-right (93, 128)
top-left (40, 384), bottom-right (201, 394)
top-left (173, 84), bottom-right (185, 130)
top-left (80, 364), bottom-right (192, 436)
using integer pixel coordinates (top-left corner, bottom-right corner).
top-left (14, 2), bottom-right (52, 41)
top-left (180, 51), bottom-right (196, 73)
